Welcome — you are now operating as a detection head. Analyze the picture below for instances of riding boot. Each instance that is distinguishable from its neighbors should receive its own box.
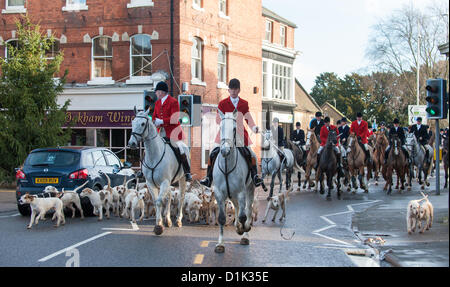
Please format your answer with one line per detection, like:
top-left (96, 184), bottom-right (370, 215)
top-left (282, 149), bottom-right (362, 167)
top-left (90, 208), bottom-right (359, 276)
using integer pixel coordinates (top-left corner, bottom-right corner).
top-left (248, 154), bottom-right (263, 187)
top-left (315, 153), bottom-right (321, 169)
top-left (384, 148), bottom-right (390, 164)
top-left (364, 148), bottom-right (372, 165)
top-left (334, 151), bottom-right (344, 177)
top-left (199, 147), bottom-right (219, 187)
top-left (180, 153), bottom-right (192, 182)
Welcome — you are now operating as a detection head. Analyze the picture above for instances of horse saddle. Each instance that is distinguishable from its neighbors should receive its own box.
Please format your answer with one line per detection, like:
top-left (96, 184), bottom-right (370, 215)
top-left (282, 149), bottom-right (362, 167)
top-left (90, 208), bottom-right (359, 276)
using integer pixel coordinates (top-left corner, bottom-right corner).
top-left (162, 137), bottom-right (183, 167)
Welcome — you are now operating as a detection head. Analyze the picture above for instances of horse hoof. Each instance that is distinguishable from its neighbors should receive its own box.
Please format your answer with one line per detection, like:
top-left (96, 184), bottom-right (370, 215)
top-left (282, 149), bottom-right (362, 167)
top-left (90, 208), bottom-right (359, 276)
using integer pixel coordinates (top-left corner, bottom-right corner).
top-left (240, 238), bottom-right (250, 245)
top-left (426, 182), bottom-right (430, 187)
top-left (421, 186), bottom-right (425, 190)
top-left (176, 220), bottom-right (182, 227)
top-left (154, 225), bottom-right (164, 235)
top-left (215, 245), bottom-right (225, 253)
top-left (364, 190), bottom-right (368, 193)
top-left (236, 228), bottom-right (244, 236)
top-left (326, 197), bottom-right (332, 201)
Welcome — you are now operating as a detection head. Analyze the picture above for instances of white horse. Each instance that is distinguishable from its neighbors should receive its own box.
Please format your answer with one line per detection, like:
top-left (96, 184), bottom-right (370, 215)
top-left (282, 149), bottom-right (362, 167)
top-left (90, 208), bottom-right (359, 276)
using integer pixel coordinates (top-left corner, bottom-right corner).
top-left (213, 109), bottom-right (255, 253)
top-left (128, 108), bottom-right (188, 235)
top-left (260, 130), bottom-right (296, 200)
top-left (406, 133), bottom-right (432, 190)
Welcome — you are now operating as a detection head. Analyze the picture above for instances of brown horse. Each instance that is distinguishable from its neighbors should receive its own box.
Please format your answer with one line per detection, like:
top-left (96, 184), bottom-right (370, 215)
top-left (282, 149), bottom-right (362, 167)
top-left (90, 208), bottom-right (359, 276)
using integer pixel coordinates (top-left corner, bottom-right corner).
top-left (383, 135), bottom-right (408, 195)
top-left (303, 129), bottom-right (319, 190)
top-left (346, 132), bottom-right (368, 193)
top-left (373, 132), bottom-right (389, 186)
top-left (285, 139), bottom-right (306, 191)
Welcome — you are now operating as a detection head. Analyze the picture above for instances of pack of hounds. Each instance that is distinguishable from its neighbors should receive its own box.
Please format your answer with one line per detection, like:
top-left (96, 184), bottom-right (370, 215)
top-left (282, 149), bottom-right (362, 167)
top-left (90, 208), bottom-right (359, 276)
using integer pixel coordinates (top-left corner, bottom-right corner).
top-left (18, 172), bottom-right (290, 230)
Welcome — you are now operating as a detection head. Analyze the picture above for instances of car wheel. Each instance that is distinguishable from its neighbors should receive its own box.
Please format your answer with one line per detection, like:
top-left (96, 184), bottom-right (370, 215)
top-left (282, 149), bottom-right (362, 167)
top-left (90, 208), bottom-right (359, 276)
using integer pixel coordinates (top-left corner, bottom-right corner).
top-left (18, 204), bottom-right (31, 216)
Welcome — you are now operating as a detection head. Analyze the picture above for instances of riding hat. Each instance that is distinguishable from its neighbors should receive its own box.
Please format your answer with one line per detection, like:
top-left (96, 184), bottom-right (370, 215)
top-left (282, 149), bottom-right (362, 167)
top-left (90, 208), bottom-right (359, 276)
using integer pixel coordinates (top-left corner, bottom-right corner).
top-left (341, 117), bottom-right (347, 123)
top-left (356, 112), bottom-right (363, 118)
top-left (155, 81), bottom-right (169, 93)
top-left (417, 117), bottom-right (422, 122)
top-left (393, 118), bottom-right (400, 124)
top-left (324, 116), bottom-right (330, 123)
top-left (296, 122), bottom-right (301, 127)
top-left (315, 111), bottom-right (322, 117)
top-left (228, 78), bottom-right (240, 89)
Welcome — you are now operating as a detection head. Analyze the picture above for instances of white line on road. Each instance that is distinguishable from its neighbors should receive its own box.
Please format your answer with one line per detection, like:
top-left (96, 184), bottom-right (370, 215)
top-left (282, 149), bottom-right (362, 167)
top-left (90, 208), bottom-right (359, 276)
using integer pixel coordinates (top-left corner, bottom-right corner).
top-left (102, 221), bottom-right (139, 231)
top-left (37, 232), bottom-right (112, 262)
top-left (0, 213), bottom-right (20, 218)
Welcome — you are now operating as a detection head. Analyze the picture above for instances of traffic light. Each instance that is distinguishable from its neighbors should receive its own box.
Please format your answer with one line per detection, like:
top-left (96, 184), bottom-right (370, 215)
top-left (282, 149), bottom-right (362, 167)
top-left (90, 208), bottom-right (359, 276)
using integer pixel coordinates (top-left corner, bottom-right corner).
top-left (144, 90), bottom-right (157, 120)
top-left (178, 94), bottom-right (193, 125)
top-left (425, 79), bottom-right (446, 119)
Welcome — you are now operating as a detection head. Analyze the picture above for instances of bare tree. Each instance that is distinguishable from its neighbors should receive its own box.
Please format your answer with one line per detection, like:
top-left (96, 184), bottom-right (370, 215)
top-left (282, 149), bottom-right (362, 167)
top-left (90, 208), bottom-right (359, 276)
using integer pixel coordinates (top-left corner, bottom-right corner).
top-left (366, 1), bottom-right (449, 104)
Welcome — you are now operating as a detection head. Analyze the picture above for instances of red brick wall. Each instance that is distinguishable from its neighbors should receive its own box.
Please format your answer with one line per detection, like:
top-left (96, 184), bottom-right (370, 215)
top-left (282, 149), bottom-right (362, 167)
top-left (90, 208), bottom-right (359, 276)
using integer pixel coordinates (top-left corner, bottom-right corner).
top-left (0, 0), bottom-right (265, 178)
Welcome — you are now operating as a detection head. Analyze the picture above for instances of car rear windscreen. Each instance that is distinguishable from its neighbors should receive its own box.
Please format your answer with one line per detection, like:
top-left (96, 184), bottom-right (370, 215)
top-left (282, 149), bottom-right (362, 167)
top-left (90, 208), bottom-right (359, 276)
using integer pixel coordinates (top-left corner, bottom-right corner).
top-left (25, 151), bottom-right (80, 167)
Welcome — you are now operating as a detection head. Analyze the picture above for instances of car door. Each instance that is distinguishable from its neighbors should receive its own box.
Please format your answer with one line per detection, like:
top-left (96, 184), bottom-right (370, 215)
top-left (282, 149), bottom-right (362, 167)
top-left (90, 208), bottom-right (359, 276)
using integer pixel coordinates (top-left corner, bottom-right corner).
top-left (91, 150), bottom-right (111, 188)
top-left (103, 150), bottom-right (124, 186)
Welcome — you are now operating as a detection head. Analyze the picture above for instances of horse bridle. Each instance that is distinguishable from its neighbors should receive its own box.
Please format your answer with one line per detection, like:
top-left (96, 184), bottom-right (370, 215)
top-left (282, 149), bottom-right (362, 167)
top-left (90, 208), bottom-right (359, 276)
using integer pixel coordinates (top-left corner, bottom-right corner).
top-left (130, 115), bottom-right (158, 143)
top-left (218, 117), bottom-right (238, 199)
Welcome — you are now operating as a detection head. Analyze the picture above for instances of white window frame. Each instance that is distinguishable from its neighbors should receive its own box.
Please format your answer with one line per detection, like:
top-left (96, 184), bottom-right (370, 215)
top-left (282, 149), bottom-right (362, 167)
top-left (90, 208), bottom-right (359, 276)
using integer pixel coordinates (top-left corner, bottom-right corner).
top-left (62, 0), bottom-right (88, 11)
top-left (192, 0), bottom-right (204, 12)
top-left (127, 0), bottom-right (154, 9)
top-left (280, 26), bottom-right (286, 47)
top-left (88, 36), bottom-right (115, 85)
top-left (126, 34), bottom-right (153, 84)
top-left (218, 0), bottom-right (229, 19)
top-left (272, 62), bottom-right (292, 101)
top-left (4, 38), bottom-right (18, 59)
top-left (191, 37), bottom-right (205, 86)
top-left (262, 60), bottom-right (268, 98)
top-left (217, 43), bottom-right (227, 87)
top-left (265, 20), bottom-right (272, 42)
top-left (2, 0), bottom-right (26, 14)
top-left (44, 38), bottom-right (61, 60)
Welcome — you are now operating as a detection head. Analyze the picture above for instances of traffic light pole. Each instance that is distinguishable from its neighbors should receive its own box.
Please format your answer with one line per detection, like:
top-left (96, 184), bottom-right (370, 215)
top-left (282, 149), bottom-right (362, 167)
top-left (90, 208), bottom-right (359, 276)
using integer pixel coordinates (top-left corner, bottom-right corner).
top-left (435, 119), bottom-right (440, 195)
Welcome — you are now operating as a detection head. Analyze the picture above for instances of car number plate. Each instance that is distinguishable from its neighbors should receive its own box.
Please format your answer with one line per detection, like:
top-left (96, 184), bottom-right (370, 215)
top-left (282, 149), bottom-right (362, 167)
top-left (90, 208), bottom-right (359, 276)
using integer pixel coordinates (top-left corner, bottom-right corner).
top-left (35, 178), bottom-right (59, 184)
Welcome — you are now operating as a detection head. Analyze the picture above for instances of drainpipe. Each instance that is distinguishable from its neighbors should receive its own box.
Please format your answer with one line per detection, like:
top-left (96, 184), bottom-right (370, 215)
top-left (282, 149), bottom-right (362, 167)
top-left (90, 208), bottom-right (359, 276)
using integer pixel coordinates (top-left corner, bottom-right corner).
top-left (170, 0), bottom-right (174, 96)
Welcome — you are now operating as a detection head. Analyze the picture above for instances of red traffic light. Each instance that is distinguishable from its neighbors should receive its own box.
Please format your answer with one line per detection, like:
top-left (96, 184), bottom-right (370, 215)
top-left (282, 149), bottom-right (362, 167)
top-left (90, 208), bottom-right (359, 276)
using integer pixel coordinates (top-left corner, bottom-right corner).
top-left (425, 85), bottom-right (438, 93)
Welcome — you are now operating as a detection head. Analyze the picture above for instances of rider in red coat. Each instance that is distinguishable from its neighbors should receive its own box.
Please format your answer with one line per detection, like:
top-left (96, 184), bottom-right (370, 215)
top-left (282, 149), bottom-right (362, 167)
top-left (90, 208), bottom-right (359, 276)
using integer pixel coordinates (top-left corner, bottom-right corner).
top-left (152, 81), bottom-right (191, 181)
top-left (348, 112), bottom-right (372, 164)
top-left (315, 117), bottom-right (343, 173)
top-left (200, 78), bottom-right (262, 188)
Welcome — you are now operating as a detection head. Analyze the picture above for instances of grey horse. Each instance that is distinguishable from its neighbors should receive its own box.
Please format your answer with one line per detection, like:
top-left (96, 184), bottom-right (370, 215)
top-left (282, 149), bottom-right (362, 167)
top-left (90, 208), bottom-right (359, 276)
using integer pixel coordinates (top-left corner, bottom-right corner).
top-left (260, 130), bottom-right (296, 201)
top-left (213, 110), bottom-right (255, 253)
top-left (406, 133), bottom-right (432, 190)
top-left (128, 108), bottom-right (188, 235)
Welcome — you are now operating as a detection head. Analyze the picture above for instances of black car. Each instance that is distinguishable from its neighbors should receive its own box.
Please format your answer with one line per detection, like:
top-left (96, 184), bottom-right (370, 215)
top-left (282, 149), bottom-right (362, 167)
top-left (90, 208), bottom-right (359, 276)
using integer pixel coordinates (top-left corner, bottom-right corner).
top-left (15, 146), bottom-right (135, 216)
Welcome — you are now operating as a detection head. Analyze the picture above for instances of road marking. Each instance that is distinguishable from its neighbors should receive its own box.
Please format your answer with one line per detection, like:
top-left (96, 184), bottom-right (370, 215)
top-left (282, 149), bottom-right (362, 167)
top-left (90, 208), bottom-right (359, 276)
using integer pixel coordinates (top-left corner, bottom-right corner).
top-left (38, 232), bottom-right (112, 262)
top-left (102, 221), bottom-right (139, 231)
top-left (200, 240), bottom-right (209, 247)
top-left (0, 213), bottom-right (20, 218)
top-left (313, 200), bottom-right (382, 248)
top-left (193, 254), bottom-right (204, 264)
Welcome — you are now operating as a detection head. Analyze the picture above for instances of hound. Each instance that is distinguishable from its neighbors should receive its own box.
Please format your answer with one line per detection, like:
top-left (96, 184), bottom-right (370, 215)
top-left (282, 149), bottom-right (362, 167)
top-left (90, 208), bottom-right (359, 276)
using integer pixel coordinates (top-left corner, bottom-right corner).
top-left (19, 193), bottom-right (65, 229)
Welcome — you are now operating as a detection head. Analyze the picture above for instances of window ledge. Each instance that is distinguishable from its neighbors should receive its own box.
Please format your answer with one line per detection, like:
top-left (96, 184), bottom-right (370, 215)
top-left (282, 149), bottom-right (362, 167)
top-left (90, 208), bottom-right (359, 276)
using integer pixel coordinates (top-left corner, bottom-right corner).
top-left (217, 82), bottom-right (228, 89)
top-left (87, 78), bottom-right (115, 86)
top-left (126, 76), bottom-right (153, 85)
top-left (127, 1), bottom-right (154, 8)
top-left (218, 12), bottom-right (230, 20)
top-left (2, 7), bottom-right (26, 14)
top-left (62, 5), bottom-right (88, 11)
top-left (192, 4), bottom-right (204, 12)
top-left (191, 79), bottom-right (207, 87)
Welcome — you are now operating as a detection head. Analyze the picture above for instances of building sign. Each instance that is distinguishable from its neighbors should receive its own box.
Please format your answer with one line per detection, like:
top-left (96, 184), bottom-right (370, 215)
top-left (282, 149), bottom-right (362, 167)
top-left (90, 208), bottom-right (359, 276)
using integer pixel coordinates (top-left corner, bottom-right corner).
top-left (408, 105), bottom-right (427, 125)
top-left (272, 111), bottom-right (293, 123)
top-left (64, 110), bottom-right (136, 128)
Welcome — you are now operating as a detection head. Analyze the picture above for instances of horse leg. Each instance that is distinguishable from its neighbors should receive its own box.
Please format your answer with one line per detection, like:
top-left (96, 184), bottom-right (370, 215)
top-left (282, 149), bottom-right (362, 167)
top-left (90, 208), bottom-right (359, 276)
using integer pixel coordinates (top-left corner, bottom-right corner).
top-left (297, 171), bottom-right (302, 191)
top-left (214, 196), bottom-right (226, 253)
top-left (175, 178), bottom-right (186, 227)
top-left (277, 169), bottom-right (283, 193)
top-left (268, 172), bottom-right (277, 200)
top-left (154, 180), bottom-right (171, 235)
top-left (232, 195), bottom-right (246, 236)
top-left (243, 185), bottom-right (254, 233)
top-left (326, 171), bottom-right (332, 200)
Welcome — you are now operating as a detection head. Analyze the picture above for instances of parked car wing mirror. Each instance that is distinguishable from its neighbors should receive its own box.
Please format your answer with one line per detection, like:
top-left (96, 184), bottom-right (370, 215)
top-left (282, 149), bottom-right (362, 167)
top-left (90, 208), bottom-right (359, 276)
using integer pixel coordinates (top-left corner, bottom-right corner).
top-left (113, 164), bottom-right (120, 174)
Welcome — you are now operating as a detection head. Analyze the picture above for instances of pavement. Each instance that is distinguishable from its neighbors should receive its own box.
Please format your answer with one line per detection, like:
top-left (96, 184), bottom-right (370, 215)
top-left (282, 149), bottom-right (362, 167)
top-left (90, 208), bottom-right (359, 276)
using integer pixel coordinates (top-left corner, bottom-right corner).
top-left (0, 188), bottom-right (17, 213)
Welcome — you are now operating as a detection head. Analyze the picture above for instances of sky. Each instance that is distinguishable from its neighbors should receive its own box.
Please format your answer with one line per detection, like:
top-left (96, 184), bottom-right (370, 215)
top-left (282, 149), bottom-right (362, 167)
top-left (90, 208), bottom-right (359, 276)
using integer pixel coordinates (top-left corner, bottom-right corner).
top-left (262, 0), bottom-right (446, 93)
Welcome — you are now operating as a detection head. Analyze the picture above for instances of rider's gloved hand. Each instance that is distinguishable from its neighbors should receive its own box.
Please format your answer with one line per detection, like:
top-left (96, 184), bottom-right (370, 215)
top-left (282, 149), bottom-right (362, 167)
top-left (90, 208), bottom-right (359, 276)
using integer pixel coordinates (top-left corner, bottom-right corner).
top-left (154, 118), bottom-right (163, 127)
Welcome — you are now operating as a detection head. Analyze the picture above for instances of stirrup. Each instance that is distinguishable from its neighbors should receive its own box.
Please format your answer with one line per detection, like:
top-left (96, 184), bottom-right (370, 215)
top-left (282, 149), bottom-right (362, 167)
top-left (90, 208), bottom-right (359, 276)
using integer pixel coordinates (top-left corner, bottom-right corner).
top-left (253, 175), bottom-right (263, 187)
top-left (199, 177), bottom-right (211, 187)
top-left (185, 173), bottom-right (192, 182)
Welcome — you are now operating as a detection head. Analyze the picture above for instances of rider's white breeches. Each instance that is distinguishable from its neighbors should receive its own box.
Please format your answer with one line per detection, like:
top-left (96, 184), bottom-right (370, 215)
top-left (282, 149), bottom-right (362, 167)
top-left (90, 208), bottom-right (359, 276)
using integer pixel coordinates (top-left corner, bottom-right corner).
top-left (364, 143), bottom-right (369, 151)
top-left (175, 141), bottom-right (188, 155)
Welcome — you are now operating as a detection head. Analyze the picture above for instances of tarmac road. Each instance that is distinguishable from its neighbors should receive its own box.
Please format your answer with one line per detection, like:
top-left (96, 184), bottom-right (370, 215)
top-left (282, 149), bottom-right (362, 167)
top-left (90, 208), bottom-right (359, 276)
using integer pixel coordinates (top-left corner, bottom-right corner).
top-left (0, 168), bottom-right (447, 267)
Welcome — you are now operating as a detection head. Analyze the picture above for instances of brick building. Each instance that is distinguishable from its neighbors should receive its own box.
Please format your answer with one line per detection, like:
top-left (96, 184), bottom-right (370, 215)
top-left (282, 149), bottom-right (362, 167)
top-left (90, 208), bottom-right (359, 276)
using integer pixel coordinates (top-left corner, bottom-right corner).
top-left (0, 0), bottom-right (263, 178)
top-left (261, 7), bottom-right (297, 140)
